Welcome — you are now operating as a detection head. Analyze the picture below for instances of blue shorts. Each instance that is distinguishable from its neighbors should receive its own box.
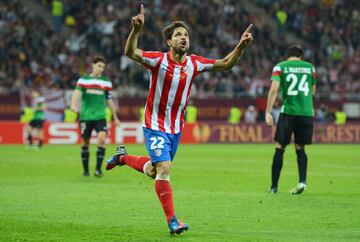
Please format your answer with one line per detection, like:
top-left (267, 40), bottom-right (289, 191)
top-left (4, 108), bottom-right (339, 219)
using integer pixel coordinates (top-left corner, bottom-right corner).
top-left (143, 127), bottom-right (182, 164)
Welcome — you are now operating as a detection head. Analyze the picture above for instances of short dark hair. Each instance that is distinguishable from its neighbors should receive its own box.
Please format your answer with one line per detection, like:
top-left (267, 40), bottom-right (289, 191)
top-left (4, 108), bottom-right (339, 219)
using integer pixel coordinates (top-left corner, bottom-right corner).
top-left (285, 45), bottom-right (304, 58)
top-left (92, 55), bottom-right (107, 64)
top-left (162, 21), bottom-right (190, 41)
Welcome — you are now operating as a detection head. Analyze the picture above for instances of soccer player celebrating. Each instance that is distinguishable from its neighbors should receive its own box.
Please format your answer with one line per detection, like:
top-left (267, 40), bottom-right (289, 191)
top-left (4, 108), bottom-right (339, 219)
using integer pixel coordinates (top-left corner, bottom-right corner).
top-left (27, 90), bottom-right (46, 150)
top-left (265, 45), bottom-right (316, 195)
top-left (106, 4), bottom-right (253, 234)
top-left (71, 56), bottom-right (120, 177)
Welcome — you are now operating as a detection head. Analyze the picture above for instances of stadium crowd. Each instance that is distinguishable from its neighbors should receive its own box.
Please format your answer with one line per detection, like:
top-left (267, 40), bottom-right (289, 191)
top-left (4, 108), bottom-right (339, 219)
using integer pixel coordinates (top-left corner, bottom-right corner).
top-left (1, 0), bottom-right (359, 100)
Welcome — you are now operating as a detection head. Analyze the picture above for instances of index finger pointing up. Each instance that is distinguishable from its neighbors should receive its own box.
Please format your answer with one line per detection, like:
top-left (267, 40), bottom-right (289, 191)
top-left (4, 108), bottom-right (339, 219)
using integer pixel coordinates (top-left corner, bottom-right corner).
top-left (245, 24), bottom-right (253, 33)
top-left (140, 4), bottom-right (144, 15)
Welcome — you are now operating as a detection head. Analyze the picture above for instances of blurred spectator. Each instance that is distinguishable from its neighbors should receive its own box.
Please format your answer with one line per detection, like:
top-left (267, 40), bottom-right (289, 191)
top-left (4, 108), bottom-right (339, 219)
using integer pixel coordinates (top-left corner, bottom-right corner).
top-left (139, 106), bottom-right (145, 123)
top-left (275, 4), bottom-right (287, 34)
top-left (63, 106), bottom-right (77, 122)
top-left (334, 108), bottom-right (347, 125)
top-left (52, 0), bottom-right (63, 33)
top-left (228, 105), bottom-right (242, 124)
top-left (315, 104), bottom-right (330, 123)
top-left (20, 106), bottom-right (34, 123)
top-left (106, 106), bottom-right (112, 123)
top-left (256, 95), bottom-right (267, 122)
top-left (271, 100), bottom-right (281, 124)
top-left (185, 101), bottom-right (198, 124)
top-left (244, 105), bottom-right (257, 124)
top-left (0, 0), bottom-right (359, 101)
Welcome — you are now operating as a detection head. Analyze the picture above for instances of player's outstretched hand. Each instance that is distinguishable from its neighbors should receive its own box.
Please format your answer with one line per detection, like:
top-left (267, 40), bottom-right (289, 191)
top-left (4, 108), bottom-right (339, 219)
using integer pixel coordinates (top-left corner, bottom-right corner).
top-left (239, 24), bottom-right (253, 47)
top-left (132, 4), bottom-right (144, 32)
top-left (265, 112), bottom-right (273, 126)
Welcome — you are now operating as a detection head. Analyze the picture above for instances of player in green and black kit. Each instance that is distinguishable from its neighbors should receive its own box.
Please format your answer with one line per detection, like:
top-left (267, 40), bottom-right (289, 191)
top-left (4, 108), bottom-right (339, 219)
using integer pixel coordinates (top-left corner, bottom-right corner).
top-left (71, 56), bottom-right (120, 177)
top-left (27, 90), bottom-right (46, 149)
top-left (265, 45), bottom-right (316, 194)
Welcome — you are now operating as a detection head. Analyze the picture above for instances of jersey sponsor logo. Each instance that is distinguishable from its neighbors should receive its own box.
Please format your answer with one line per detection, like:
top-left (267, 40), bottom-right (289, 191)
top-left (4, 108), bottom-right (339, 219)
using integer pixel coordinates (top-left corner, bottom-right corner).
top-left (115, 123), bottom-right (145, 143)
top-left (47, 122), bottom-right (141, 144)
top-left (48, 123), bottom-right (79, 144)
top-left (86, 89), bottom-right (104, 95)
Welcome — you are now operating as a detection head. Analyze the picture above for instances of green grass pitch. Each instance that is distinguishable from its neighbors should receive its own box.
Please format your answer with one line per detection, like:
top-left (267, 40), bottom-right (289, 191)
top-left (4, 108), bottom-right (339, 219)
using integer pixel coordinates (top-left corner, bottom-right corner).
top-left (0, 144), bottom-right (359, 241)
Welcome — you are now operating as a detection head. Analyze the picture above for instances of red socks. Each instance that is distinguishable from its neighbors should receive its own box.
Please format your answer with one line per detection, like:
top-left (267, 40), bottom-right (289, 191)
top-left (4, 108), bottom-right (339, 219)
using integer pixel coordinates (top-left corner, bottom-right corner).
top-left (120, 155), bottom-right (150, 173)
top-left (121, 155), bottom-right (175, 222)
top-left (155, 180), bottom-right (175, 223)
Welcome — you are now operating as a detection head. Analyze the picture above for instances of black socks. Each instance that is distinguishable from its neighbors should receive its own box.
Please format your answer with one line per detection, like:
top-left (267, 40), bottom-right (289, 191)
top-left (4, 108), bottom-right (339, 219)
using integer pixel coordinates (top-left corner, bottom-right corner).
top-left (81, 146), bottom-right (89, 173)
top-left (271, 148), bottom-right (285, 188)
top-left (81, 146), bottom-right (106, 174)
top-left (296, 149), bottom-right (308, 184)
top-left (27, 134), bottom-right (33, 145)
top-left (27, 134), bottom-right (42, 147)
top-left (96, 147), bottom-right (105, 171)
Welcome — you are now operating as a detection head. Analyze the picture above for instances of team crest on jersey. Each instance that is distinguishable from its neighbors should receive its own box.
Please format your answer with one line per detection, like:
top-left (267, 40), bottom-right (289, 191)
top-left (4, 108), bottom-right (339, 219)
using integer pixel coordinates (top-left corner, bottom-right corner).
top-left (154, 149), bottom-right (162, 157)
top-left (182, 66), bottom-right (189, 76)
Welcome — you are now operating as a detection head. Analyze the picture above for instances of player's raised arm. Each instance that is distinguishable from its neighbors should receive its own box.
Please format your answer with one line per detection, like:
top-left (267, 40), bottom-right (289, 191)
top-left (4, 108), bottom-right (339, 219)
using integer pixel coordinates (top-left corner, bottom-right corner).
top-left (212, 24), bottom-right (253, 71)
top-left (125, 4), bottom-right (145, 63)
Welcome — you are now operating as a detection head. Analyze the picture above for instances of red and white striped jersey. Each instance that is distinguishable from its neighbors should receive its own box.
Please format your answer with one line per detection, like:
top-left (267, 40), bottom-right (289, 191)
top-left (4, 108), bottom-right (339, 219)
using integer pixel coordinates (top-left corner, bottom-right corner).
top-left (141, 51), bottom-right (215, 134)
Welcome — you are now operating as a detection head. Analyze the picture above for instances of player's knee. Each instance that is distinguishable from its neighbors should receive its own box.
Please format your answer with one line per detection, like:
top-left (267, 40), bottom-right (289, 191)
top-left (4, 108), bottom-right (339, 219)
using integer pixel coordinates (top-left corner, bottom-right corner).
top-left (83, 139), bottom-right (90, 146)
top-left (98, 141), bottom-right (106, 147)
top-left (147, 170), bottom-right (156, 179)
top-left (156, 161), bottom-right (171, 175)
top-left (38, 131), bottom-right (44, 138)
top-left (155, 163), bottom-right (171, 181)
top-left (296, 146), bottom-right (307, 157)
top-left (97, 138), bottom-right (106, 146)
top-left (276, 143), bottom-right (286, 150)
top-left (155, 173), bottom-right (170, 181)
top-left (144, 161), bottom-right (156, 179)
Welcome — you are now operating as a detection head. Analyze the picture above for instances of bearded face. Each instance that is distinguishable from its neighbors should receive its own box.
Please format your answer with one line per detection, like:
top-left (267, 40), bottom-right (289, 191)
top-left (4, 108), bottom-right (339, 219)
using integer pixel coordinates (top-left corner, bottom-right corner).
top-left (167, 27), bottom-right (190, 55)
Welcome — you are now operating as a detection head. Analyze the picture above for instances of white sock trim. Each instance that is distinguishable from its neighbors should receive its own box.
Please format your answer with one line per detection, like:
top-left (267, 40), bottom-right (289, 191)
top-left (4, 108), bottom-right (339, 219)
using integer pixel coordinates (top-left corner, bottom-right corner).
top-left (142, 160), bottom-right (151, 175)
top-left (155, 174), bottom-right (170, 181)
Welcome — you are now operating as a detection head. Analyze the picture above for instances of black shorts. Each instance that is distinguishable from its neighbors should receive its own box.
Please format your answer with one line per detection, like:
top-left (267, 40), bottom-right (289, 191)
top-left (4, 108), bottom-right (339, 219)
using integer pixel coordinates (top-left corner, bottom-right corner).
top-left (275, 113), bottom-right (314, 145)
top-left (80, 119), bottom-right (107, 139)
top-left (30, 120), bottom-right (44, 129)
